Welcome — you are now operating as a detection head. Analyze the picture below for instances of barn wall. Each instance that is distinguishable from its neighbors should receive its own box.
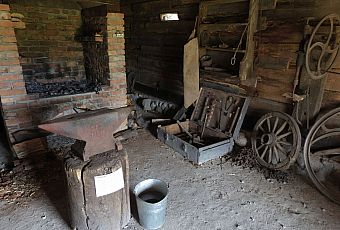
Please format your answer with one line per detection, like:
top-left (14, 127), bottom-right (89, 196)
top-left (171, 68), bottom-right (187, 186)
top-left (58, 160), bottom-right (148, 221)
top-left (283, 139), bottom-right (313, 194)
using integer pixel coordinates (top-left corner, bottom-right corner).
top-left (122, 0), bottom-right (199, 103)
top-left (255, 0), bottom-right (340, 114)
top-left (123, 0), bottom-right (340, 114)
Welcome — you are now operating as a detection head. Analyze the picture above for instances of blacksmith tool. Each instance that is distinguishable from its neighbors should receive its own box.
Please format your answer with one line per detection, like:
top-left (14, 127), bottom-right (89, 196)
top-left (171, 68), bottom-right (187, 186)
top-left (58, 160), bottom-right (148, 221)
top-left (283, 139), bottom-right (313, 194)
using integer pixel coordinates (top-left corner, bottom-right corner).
top-left (229, 107), bottom-right (240, 134)
top-left (219, 96), bottom-right (234, 131)
top-left (176, 120), bottom-right (193, 140)
top-left (192, 134), bottom-right (205, 146)
top-left (39, 106), bottom-right (133, 161)
top-left (201, 99), bottom-right (217, 139)
top-left (201, 113), bottom-right (209, 139)
top-left (206, 99), bottom-right (217, 127)
top-left (200, 96), bottom-right (210, 123)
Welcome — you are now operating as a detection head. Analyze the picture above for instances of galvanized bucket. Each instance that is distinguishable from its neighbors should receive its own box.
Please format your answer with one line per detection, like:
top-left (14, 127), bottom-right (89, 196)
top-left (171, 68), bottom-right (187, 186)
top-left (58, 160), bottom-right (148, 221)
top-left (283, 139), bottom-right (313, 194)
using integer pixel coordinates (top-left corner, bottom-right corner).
top-left (134, 179), bottom-right (168, 229)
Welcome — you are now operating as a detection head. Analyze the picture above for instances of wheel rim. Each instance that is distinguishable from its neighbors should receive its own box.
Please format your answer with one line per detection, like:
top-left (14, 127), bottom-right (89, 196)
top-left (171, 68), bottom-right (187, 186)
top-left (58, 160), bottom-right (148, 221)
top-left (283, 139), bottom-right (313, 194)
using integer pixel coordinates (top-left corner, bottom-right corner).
top-left (305, 14), bottom-right (340, 80)
top-left (252, 112), bottom-right (301, 170)
top-left (304, 107), bottom-right (340, 204)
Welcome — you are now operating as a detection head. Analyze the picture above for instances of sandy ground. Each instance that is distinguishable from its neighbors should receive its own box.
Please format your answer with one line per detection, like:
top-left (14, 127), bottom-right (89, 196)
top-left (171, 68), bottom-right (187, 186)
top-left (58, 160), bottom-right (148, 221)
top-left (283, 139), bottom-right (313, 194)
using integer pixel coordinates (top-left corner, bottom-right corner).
top-left (0, 129), bottom-right (339, 230)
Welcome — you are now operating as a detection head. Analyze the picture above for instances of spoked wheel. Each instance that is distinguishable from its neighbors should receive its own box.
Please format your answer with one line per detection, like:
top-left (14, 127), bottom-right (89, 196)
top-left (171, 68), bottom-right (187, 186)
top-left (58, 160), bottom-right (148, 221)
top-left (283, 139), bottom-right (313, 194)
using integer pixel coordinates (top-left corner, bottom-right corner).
top-left (252, 112), bottom-right (301, 170)
top-left (305, 14), bottom-right (340, 80)
top-left (304, 108), bottom-right (340, 204)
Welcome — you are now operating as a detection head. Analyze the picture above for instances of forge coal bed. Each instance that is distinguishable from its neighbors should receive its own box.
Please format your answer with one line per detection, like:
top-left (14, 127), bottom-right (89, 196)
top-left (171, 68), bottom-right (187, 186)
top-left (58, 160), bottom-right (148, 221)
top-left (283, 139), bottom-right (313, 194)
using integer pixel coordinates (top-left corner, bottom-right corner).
top-left (25, 80), bottom-right (102, 98)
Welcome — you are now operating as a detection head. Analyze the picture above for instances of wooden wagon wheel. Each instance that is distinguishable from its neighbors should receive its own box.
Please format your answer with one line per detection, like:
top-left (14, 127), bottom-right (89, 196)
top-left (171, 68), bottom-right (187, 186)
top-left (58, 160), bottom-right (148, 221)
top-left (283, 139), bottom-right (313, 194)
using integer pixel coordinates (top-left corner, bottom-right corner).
top-left (251, 112), bottom-right (301, 170)
top-left (305, 14), bottom-right (340, 80)
top-left (304, 107), bottom-right (340, 205)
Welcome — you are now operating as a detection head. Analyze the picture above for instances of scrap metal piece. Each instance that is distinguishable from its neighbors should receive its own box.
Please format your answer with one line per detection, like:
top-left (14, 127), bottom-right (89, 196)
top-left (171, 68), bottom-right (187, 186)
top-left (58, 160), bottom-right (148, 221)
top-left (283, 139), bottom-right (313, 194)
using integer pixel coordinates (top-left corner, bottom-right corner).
top-left (39, 107), bottom-right (133, 161)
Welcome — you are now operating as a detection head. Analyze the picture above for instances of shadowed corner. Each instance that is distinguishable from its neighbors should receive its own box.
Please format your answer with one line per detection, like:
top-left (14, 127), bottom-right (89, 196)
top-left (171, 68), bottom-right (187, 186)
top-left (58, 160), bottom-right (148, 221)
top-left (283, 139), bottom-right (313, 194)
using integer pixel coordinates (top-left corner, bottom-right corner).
top-left (129, 189), bottom-right (139, 223)
top-left (33, 151), bottom-right (71, 227)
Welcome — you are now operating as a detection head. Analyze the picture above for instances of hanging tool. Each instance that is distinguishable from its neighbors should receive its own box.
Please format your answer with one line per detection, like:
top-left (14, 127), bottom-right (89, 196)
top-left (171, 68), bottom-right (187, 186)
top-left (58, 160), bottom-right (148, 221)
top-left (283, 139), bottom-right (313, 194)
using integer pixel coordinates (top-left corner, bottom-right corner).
top-left (231, 24), bottom-right (248, 66)
top-left (219, 96), bottom-right (235, 131)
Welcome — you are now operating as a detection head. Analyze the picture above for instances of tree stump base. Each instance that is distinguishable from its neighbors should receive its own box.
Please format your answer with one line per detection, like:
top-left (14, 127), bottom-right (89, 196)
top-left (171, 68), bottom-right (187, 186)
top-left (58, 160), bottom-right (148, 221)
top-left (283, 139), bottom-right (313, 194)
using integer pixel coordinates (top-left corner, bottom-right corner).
top-left (64, 150), bottom-right (130, 230)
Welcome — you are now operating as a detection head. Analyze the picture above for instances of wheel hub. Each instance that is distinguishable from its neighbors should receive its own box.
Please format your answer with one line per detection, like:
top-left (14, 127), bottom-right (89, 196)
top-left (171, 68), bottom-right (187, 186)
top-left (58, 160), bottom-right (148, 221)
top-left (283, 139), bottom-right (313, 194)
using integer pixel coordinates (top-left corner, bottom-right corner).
top-left (261, 133), bottom-right (276, 146)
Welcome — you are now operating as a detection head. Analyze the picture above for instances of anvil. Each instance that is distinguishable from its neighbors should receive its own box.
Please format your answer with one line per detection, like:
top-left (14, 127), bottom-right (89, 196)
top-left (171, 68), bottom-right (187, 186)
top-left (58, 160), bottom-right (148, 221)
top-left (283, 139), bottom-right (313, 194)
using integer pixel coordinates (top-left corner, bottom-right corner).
top-left (39, 106), bottom-right (133, 161)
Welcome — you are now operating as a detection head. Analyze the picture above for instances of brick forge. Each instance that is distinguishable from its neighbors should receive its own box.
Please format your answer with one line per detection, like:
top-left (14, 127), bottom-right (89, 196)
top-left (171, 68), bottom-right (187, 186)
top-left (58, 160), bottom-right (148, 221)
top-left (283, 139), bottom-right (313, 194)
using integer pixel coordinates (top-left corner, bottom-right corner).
top-left (0, 4), bottom-right (127, 157)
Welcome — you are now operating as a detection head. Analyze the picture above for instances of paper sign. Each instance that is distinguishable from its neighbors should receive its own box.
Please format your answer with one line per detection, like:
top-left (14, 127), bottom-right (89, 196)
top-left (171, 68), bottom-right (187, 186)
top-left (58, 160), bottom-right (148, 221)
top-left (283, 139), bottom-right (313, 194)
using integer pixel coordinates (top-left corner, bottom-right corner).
top-left (94, 167), bottom-right (124, 197)
top-left (160, 13), bottom-right (179, 21)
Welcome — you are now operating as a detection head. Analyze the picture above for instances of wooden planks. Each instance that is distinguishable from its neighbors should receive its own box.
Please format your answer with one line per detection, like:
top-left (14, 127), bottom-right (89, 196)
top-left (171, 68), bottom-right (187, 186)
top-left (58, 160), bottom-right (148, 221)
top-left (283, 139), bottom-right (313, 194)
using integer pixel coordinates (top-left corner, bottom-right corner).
top-left (123, 0), bottom-right (340, 115)
top-left (184, 38), bottom-right (199, 108)
top-left (122, 0), bottom-right (198, 101)
top-left (254, 0), bottom-right (340, 113)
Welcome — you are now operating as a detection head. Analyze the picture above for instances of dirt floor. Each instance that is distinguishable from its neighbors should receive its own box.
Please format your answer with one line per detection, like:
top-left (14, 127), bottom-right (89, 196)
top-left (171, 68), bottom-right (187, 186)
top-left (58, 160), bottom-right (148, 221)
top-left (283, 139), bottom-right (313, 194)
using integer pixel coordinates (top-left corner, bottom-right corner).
top-left (0, 129), bottom-right (339, 230)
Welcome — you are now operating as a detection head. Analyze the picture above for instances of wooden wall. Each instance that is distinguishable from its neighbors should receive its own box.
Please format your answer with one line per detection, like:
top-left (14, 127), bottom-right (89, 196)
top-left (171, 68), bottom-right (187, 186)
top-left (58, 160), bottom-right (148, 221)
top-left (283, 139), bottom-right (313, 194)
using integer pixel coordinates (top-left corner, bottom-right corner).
top-left (122, 0), bottom-right (199, 103)
top-left (255, 0), bottom-right (340, 114)
top-left (123, 0), bottom-right (340, 114)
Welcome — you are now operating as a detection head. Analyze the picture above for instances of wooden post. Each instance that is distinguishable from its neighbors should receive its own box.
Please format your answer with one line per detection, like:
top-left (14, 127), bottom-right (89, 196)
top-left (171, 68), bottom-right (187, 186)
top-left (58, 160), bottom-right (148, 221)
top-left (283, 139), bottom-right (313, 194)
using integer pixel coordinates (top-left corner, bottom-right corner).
top-left (296, 67), bottom-right (327, 127)
top-left (239, 0), bottom-right (259, 85)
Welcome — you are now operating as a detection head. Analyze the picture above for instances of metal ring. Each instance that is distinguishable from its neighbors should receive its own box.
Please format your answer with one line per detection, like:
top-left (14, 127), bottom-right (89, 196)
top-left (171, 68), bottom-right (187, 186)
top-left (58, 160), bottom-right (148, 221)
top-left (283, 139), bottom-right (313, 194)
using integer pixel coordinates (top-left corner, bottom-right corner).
top-left (231, 57), bottom-right (236, 66)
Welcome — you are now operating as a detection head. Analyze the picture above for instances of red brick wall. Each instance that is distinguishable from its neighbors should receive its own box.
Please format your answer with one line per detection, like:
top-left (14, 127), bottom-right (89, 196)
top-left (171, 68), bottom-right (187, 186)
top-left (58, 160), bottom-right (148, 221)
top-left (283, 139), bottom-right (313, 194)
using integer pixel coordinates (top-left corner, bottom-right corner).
top-left (0, 3), bottom-right (127, 156)
top-left (9, 0), bottom-right (85, 84)
top-left (107, 13), bottom-right (126, 92)
top-left (0, 4), bottom-right (29, 136)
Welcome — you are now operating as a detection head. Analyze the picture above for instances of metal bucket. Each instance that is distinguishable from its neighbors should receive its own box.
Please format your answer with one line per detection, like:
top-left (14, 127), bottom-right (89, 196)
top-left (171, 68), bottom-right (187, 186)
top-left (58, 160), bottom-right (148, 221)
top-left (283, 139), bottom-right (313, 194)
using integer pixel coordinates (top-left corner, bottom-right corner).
top-left (134, 179), bottom-right (168, 229)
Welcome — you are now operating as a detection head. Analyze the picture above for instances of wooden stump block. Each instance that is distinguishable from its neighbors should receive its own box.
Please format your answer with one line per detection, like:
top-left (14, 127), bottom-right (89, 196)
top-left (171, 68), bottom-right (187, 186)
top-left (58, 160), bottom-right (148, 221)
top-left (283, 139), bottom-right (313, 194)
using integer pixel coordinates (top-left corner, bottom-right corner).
top-left (64, 150), bottom-right (130, 230)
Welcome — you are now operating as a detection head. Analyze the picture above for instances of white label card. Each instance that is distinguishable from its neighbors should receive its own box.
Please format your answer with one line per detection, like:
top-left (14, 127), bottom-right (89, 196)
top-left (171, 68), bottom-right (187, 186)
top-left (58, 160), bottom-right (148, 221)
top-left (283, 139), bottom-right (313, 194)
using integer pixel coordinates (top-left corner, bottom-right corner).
top-left (94, 167), bottom-right (124, 197)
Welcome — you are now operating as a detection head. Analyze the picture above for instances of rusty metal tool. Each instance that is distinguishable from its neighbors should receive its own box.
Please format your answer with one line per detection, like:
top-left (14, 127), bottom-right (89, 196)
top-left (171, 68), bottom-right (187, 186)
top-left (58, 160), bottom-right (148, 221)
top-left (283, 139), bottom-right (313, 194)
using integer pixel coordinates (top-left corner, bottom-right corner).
top-left (201, 99), bottom-right (218, 139)
top-left (176, 120), bottom-right (193, 139)
top-left (201, 113), bottom-right (209, 139)
top-left (219, 96), bottom-right (234, 131)
top-left (200, 96), bottom-right (210, 123)
top-left (229, 107), bottom-right (240, 134)
top-left (206, 99), bottom-right (217, 127)
top-left (39, 106), bottom-right (133, 161)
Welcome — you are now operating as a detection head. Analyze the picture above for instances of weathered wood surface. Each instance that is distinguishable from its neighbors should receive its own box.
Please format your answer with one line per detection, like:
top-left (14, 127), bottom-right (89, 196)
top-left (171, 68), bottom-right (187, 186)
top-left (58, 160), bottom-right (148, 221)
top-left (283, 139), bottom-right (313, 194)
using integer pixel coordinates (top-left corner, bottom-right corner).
top-left (239, 0), bottom-right (259, 83)
top-left (64, 150), bottom-right (130, 230)
top-left (122, 0), bottom-right (199, 103)
top-left (255, 0), bottom-right (340, 114)
top-left (184, 37), bottom-right (200, 108)
top-left (123, 0), bottom-right (340, 115)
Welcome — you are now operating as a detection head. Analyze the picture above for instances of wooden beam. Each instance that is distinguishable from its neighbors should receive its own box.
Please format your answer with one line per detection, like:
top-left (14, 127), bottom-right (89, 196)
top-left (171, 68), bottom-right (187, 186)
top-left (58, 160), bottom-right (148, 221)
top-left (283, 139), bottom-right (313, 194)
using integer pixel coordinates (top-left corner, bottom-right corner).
top-left (239, 0), bottom-right (259, 85)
